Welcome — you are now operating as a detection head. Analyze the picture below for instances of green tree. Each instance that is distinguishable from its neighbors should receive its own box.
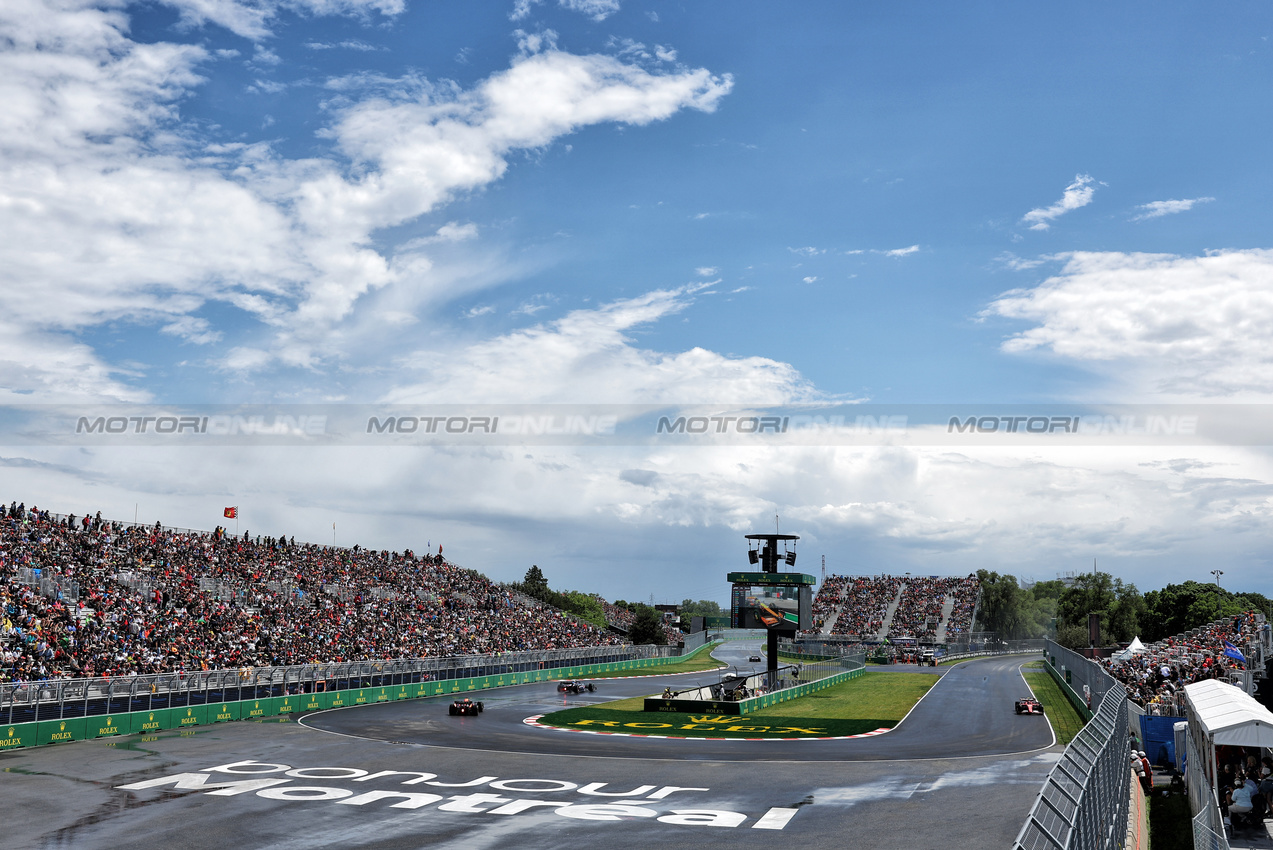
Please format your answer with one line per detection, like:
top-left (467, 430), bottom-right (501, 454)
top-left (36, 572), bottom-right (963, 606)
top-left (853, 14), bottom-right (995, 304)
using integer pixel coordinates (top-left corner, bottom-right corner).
top-left (522, 564), bottom-right (549, 597)
top-left (562, 591), bottom-right (607, 629)
top-left (628, 605), bottom-right (666, 645)
top-left (678, 599), bottom-right (722, 618)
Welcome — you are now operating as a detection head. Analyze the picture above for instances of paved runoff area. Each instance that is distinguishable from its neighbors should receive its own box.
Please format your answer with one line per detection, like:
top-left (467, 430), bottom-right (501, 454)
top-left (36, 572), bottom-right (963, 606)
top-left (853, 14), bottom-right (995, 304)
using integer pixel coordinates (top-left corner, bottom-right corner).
top-left (0, 647), bottom-right (1058, 849)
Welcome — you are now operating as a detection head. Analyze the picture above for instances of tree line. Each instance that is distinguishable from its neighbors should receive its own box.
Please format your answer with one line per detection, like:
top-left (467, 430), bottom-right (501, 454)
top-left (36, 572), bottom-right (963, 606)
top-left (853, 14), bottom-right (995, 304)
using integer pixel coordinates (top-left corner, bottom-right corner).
top-left (509, 565), bottom-right (669, 645)
top-left (976, 569), bottom-right (1272, 649)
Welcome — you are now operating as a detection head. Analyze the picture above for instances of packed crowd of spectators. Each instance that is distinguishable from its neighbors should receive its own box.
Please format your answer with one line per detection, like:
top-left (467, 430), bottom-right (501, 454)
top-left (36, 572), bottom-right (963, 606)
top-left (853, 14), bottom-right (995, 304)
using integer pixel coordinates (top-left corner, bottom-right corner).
top-left (827, 576), bottom-right (902, 638)
top-left (806, 574), bottom-right (980, 642)
top-left (888, 576), bottom-right (979, 641)
top-left (1102, 612), bottom-right (1266, 714)
top-left (1, 501), bottom-right (625, 685)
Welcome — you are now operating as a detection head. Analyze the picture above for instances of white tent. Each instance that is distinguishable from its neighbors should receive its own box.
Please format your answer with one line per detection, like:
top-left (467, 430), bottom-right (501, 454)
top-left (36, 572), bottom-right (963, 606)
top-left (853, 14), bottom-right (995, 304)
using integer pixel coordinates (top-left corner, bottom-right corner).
top-left (1184, 679), bottom-right (1273, 748)
top-left (1112, 636), bottom-right (1147, 661)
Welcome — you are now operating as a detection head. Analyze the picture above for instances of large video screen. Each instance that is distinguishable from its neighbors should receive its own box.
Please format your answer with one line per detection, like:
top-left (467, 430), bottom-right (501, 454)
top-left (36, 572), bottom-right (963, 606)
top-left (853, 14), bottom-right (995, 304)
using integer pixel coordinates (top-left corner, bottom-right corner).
top-left (730, 584), bottom-right (810, 631)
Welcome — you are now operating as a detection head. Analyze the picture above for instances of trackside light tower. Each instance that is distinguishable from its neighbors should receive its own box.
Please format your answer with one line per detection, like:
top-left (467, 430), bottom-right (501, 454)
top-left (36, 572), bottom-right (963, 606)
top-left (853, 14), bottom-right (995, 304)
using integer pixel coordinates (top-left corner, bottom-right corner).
top-left (730, 533), bottom-right (815, 687)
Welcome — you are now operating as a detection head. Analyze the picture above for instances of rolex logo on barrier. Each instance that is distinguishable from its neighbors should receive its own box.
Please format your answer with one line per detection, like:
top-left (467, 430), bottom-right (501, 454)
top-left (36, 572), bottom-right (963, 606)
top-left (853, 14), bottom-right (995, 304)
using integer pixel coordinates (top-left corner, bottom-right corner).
top-left (59, 722), bottom-right (65, 731)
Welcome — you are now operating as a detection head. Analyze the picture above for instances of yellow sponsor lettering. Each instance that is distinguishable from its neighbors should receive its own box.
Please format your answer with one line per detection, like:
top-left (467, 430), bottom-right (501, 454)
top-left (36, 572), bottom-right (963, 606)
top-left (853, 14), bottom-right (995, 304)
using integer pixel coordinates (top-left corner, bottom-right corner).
top-left (724, 726), bottom-right (768, 733)
top-left (572, 720), bottom-right (620, 727)
top-left (771, 726), bottom-right (825, 735)
top-left (623, 722), bottom-right (672, 729)
top-left (98, 726), bottom-right (120, 735)
top-left (687, 716), bottom-right (734, 724)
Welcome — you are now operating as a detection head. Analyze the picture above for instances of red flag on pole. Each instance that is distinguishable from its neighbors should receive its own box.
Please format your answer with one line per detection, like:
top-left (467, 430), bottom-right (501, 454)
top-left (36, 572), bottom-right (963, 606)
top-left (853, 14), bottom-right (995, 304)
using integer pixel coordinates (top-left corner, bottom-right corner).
top-left (223, 507), bottom-right (237, 519)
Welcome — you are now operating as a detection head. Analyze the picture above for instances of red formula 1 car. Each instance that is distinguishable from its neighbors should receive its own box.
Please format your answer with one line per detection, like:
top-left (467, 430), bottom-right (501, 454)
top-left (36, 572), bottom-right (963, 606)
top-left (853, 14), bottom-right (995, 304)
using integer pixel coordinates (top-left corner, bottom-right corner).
top-left (448, 698), bottom-right (483, 716)
top-left (1014, 697), bottom-right (1045, 715)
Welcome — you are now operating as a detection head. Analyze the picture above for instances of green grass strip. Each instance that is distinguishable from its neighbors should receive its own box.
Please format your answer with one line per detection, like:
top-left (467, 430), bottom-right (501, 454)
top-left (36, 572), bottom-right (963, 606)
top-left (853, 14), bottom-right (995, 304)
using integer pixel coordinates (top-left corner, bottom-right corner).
top-left (537, 671), bottom-right (933, 739)
top-left (1022, 661), bottom-right (1084, 745)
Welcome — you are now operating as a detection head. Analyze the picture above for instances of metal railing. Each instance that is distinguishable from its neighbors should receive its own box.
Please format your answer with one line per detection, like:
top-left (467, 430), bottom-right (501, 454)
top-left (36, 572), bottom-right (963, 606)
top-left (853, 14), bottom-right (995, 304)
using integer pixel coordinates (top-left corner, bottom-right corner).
top-left (1185, 721), bottom-right (1229, 850)
top-left (1014, 642), bottom-right (1129, 850)
top-left (0, 643), bottom-right (671, 725)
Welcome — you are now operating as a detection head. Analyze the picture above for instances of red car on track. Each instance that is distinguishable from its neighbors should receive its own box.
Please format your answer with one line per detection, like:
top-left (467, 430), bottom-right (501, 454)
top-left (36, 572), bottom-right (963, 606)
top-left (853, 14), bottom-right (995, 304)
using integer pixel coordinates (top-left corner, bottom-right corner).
top-left (1014, 697), bottom-right (1044, 715)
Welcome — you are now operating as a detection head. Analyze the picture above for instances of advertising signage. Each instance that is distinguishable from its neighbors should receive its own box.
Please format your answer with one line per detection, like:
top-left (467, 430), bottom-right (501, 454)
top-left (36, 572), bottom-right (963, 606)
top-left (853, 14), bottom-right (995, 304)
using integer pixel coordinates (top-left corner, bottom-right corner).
top-left (726, 572), bottom-right (816, 587)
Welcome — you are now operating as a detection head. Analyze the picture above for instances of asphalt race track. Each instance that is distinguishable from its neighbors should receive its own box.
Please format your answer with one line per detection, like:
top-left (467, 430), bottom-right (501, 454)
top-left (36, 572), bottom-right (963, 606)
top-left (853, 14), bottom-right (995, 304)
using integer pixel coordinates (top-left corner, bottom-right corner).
top-left (0, 647), bottom-right (1059, 849)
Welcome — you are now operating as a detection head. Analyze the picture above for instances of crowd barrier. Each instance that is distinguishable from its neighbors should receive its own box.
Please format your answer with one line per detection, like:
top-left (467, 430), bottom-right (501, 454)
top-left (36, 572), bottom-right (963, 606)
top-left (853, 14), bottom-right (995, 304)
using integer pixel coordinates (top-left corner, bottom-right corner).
top-left (0, 642), bottom-right (716, 752)
top-left (1014, 640), bottom-right (1130, 850)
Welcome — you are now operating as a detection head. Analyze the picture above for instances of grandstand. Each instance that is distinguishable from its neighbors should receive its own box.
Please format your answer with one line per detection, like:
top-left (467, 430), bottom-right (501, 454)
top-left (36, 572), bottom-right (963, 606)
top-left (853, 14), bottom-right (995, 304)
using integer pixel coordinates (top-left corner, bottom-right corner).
top-left (808, 573), bottom-right (980, 644)
top-left (1, 501), bottom-right (625, 684)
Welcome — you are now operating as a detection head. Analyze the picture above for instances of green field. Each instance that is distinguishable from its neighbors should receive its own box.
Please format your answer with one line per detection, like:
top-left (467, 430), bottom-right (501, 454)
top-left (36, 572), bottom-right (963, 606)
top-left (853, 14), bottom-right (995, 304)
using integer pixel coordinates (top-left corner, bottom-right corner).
top-left (1022, 661), bottom-right (1085, 745)
top-left (536, 671), bottom-right (935, 739)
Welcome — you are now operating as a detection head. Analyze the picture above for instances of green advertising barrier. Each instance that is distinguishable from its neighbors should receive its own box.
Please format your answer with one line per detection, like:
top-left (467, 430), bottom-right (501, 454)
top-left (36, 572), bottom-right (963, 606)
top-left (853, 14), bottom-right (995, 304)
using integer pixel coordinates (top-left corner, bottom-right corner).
top-left (8, 646), bottom-right (731, 751)
top-left (175, 705), bottom-right (208, 728)
top-left (131, 709), bottom-right (172, 734)
top-left (1, 721), bottom-right (36, 751)
top-left (38, 717), bottom-right (86, 745)
top-left (297, 692), bottom-right (328, 713)
top-left (243, 698), bottom-right (276, 720)
top-left (91, 714), bottom-right (127, 738)
top-left (212, 701), bottom-right (241, 722)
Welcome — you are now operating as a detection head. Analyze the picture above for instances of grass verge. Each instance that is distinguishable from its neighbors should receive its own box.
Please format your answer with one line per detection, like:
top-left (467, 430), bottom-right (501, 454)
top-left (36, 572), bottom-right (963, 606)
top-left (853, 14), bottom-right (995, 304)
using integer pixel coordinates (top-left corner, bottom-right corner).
top-left (1022, 660), bottom-right (1085, 745)
top-left (1148, 793), bottom-right (1192, 850)
top-left (537, 671), bottom-right (934, 739)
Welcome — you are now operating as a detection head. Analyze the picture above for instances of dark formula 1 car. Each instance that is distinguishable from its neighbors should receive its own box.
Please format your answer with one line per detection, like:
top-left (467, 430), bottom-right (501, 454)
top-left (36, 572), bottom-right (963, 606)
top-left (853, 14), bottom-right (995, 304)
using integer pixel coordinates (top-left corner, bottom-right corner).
top-left (556, 680), bottom-right (597, 694)
top-left (1014, 697), bottom-right (1045, 715)
top-left (448, 698), bottom-right (483, 716)
top-left (748, 654), bottom-right (762, 662)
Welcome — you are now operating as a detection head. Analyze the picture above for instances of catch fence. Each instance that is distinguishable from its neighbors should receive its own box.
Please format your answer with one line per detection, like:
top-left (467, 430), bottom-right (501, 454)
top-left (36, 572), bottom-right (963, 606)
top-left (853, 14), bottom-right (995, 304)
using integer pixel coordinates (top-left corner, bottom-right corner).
top-left (0, 643), bottom-right (668, 727)
top-left (1014, 640), bottom-right (1130, 850)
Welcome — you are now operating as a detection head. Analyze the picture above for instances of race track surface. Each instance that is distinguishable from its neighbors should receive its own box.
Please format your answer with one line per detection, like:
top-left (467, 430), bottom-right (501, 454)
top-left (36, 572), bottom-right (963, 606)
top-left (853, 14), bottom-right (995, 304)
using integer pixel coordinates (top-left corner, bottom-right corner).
top-left (0, 647), bottom-right (1059, 850)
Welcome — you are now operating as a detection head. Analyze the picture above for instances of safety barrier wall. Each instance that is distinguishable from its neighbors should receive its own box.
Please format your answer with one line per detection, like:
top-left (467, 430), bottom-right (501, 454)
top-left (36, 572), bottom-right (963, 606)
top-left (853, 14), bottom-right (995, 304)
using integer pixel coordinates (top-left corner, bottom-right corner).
top-left (739, 656), bottom-right (866, 715)
top-left (0, 642), bottom-right (718, 752)
top-left (1015, 645), bottom-right (1128, 850)
top-left (645, 653), bottom-right (865, 716)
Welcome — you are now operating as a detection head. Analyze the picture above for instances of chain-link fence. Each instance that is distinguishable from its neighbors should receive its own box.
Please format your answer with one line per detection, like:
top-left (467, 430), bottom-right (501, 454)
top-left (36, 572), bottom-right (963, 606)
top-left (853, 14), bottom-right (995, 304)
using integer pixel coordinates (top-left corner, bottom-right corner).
top-left (1185, 721), bottom-right (1230, 850)
top-left (1014, 643), bottom-right (1129, 850)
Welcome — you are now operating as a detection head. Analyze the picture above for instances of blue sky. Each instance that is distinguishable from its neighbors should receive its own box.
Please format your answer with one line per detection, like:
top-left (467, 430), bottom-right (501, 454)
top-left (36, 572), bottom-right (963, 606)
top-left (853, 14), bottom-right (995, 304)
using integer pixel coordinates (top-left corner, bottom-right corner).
top-left (4, 0), bottom-right (1273, 606)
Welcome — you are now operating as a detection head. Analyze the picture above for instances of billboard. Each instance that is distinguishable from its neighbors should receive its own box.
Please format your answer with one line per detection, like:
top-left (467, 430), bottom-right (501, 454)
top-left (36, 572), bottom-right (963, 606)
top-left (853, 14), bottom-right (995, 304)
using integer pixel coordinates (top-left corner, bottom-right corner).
top-left (730, 583), bottom-right (811, 631)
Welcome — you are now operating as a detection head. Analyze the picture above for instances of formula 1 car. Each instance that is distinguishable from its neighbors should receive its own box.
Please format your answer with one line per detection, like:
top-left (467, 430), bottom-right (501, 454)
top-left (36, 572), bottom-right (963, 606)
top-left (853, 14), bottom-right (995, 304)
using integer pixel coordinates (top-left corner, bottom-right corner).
top-left (748, 654), bottom-right (762, 662)
top-left (448, 697), bottom-right (483, 716)
top-left (1014, 697), bottom-right (1044, 715)
top-left (556, 680), bottom-right (597, 694)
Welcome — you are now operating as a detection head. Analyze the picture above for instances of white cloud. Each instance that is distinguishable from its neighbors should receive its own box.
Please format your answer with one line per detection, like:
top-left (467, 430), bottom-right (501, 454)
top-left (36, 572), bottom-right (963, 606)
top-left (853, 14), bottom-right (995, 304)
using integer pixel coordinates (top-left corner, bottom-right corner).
top-left (802, 276), bottom-right (818, 283)
top-left (654, 45), bottom-right (677, 63)
top-left (383, 285), bottom-right (817, 404)
top-left (559, 0), bottom-right (619, 21)
top-left (1021, 173), bottom-right (1097, 231)
top-left (695, 266), bottom-right (718, 277)
top-left (463, 304), bottom-right (496, 318)
top-left (789, 246), bottom-right (823, 257)
top-left (1132, 197), bottom-right (1215, 221)
top-left (0, 0), bottom-right (734, 396)
top-left (509, 0), bottom-right (541, 20)
top-left (880, 245), bottom-right (919, 258)
top-left (984, 249), bottom-right (1273, 397)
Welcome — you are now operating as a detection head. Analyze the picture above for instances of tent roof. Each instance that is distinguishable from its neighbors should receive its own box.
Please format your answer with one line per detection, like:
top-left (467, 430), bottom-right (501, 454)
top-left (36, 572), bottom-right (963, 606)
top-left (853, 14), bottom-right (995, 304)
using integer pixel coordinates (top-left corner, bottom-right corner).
top-left (1185, 679), bottom-right (1273, 748)
top-left (1112, 636), bottom-right (1147, 661)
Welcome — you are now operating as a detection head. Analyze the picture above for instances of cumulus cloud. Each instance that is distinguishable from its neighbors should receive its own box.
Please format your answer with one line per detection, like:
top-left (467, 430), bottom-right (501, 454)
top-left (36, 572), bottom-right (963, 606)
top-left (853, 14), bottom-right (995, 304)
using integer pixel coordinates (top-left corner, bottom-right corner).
top-left (0, 0), bottom-right (734, 397)
top-left (879, 245), bottom-right (919, 258)
top-left (1132, 197), bottom-right (1215, 221)
top-left (382, 285), bottom-right (817, 404)
top-left (985, 250), bottom-right (1273, 396)
top-left (1021, 174), bottom-right (1097, 231)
